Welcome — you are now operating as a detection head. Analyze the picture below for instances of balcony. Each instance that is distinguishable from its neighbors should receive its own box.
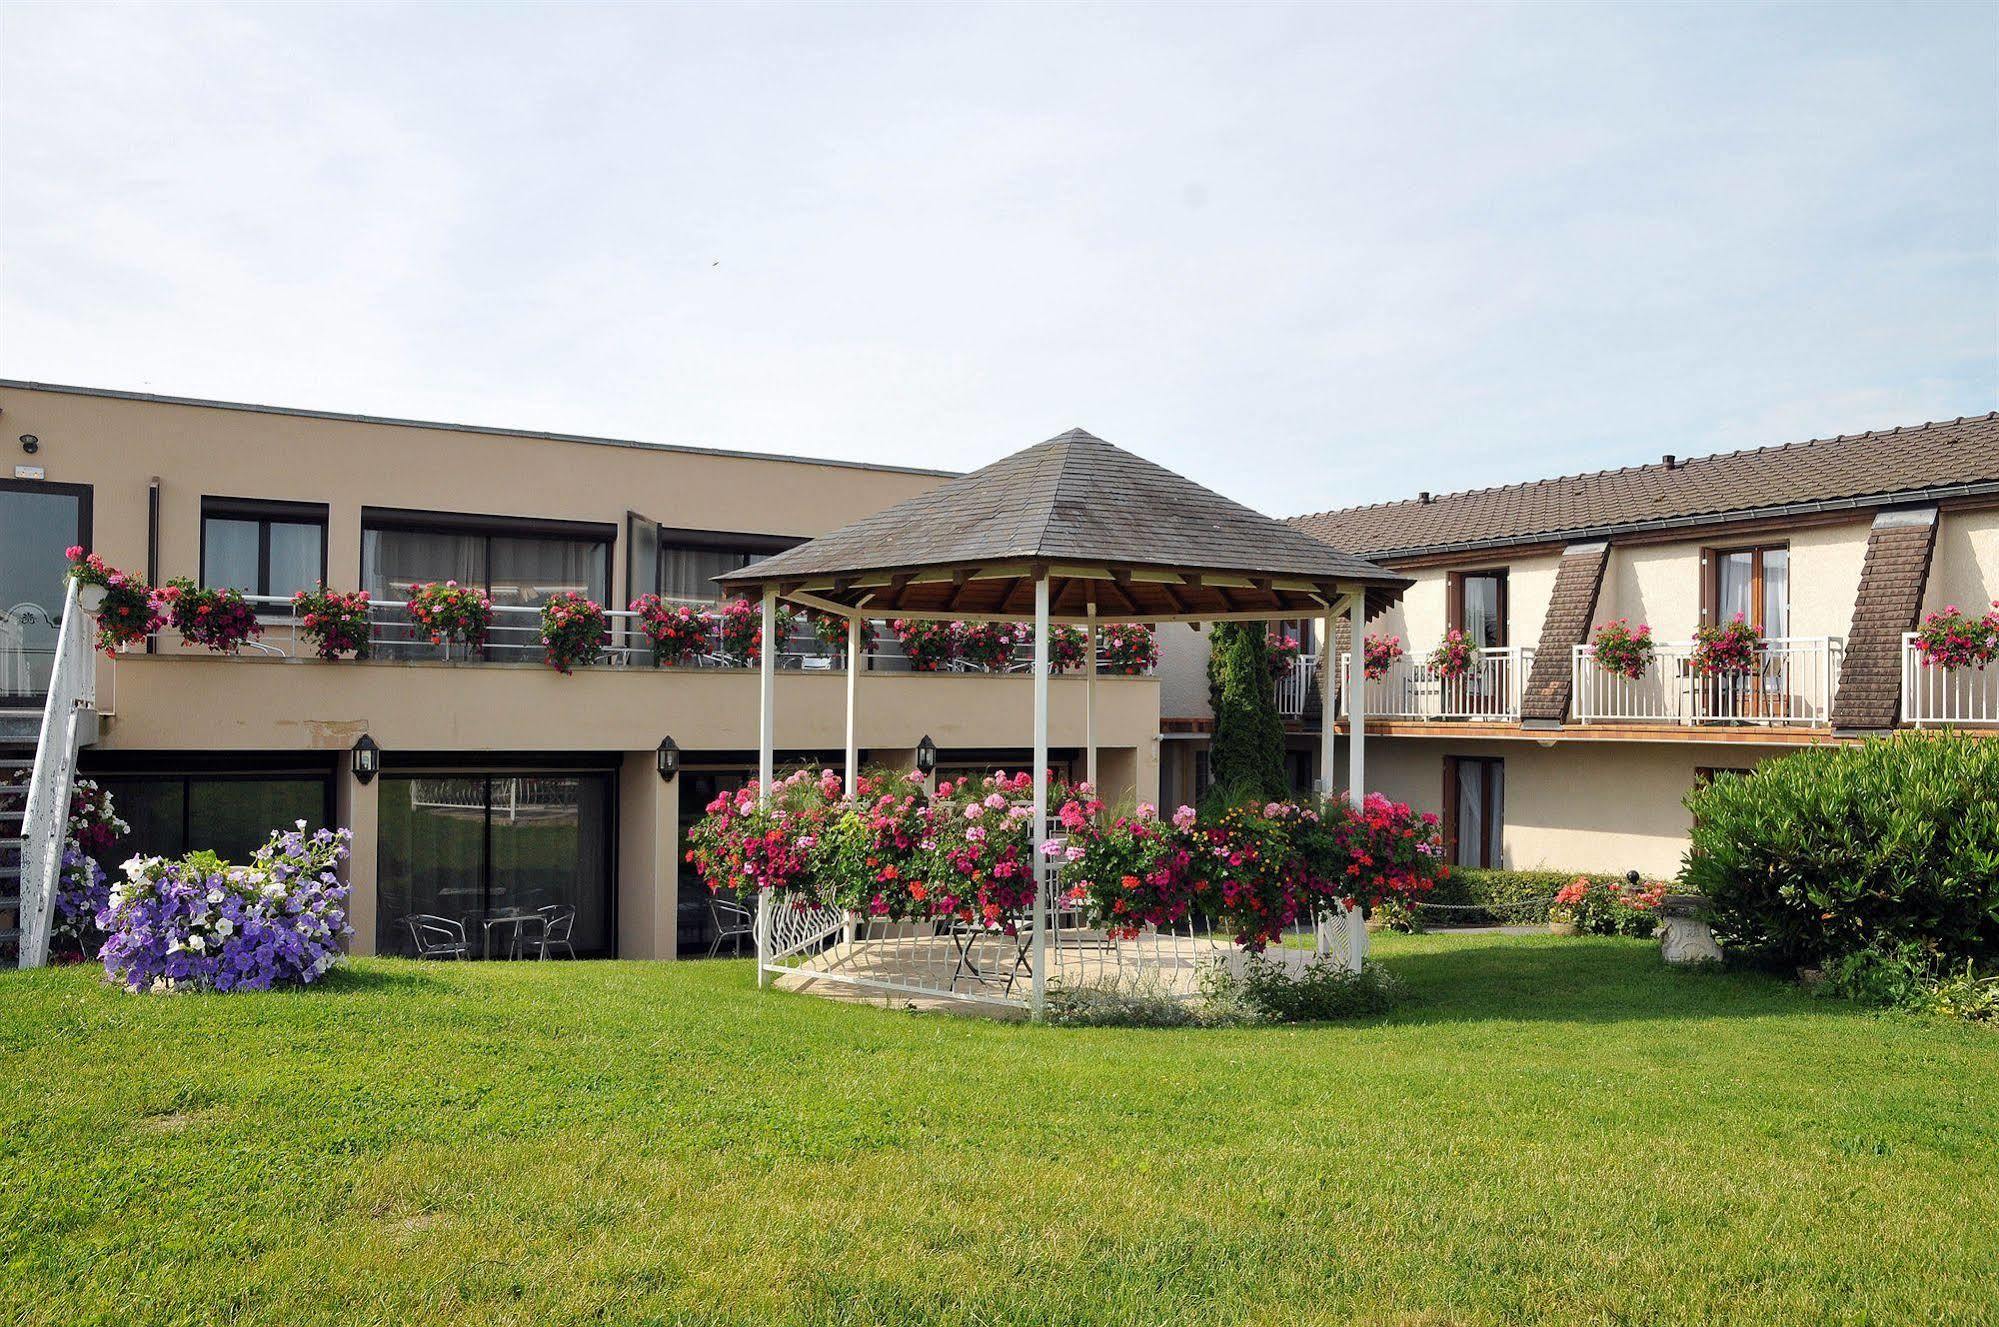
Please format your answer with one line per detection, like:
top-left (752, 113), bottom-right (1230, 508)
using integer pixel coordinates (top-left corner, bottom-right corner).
top-left (1276, 647), bottom-right (1534, 723)
top-left (151, 595), bottom-right (1152, 677)
top-left (1902, 633), bottom-right (1999, 726)
top-left (1571, 637), bottom-right (1842, 727)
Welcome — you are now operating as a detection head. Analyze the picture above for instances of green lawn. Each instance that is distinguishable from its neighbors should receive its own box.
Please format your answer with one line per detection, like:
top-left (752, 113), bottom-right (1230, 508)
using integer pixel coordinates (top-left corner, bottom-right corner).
top-left (3, 936), bottom-right (1995, 1326)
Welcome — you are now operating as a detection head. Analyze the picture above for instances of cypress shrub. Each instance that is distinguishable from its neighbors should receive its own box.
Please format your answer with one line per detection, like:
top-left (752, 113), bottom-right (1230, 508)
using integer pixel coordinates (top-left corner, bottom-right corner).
top-left (1682, 731), bottom-right (1999, 967)
top-left (1205, 623), bottom-right (1288, 803)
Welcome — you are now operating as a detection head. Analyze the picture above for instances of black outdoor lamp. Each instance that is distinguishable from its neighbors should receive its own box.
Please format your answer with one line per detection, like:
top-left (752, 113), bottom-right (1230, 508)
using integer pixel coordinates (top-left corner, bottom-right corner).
top-left (350, 733), bottom-right (380, 785)
top-left (915, 734), bottom-right (939, 776)
top-left (656, 736), bottom-right (681, 783)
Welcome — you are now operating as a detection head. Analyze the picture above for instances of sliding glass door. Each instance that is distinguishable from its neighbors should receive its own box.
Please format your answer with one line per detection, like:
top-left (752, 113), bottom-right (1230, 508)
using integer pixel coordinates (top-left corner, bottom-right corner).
top-left (376, 771), bottom-right (614, 958)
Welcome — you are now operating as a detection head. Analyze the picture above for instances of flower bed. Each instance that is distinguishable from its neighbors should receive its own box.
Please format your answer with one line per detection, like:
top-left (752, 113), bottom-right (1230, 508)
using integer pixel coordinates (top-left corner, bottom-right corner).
top-left (53, 777), bottom-right (127, 958)
top-left (1362, 633), bottom-right (1405, 680)
top-left (1549, 875), bottom-right (1665, 937)
top-left (1590, 618), bottom-right (1654, 680)
top-left (65, 547), bottom-right (161, 651)
top-left (407, 581), bottom-right (493, 649)
top-left (1690, 613), bottom-right (1762, 676)
top-left (293, 586), bottom-right (372, 659)
top-left (99, 824), bottom-right (352, 992)
top-left (1914, 603), bottom-right (1999, 670)
top-left (539, 591), bottom-right (607, 673)
top-left (630, 595), bottom-right (710, 665)
top-left (686, 772), bottom-right (1446, 955)
top-left (157, 578), bottom-right (262, 653)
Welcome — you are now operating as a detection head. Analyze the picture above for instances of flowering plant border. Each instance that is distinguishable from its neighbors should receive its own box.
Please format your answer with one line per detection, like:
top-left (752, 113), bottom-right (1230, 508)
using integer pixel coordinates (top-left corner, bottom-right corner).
top-left (1549, 875), bottom-right (1665, 937)
top-left (65, 547), bottom-right (161, 652)
top-left (1590, 618), bottom-right (1654, 680)
top-left (1690, 613), bottom-right (1763, 677)
top-left (808, 610), bottom-right (877, 661)
top-left (1914, 603), bottom-right (1999, 671)
top-left (960, 621), bottom-right (1025, 673)
top-left (157, 577), bottom-right (263, 653)
top-left (539, 591), bottom-right (607, 673)
top-left (292, 585), bottom-right (372, 659)
top-left (891, 618), bottom-right (959, 671)
top-left (716, 598), bottom-right (797, 666)
top-left (406, 581), bottom-right (493, 649)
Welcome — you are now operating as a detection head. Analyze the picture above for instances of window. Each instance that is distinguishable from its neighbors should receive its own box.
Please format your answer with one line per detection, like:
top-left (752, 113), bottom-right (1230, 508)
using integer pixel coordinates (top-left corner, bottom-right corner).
top-left (1443, 756), bottom-right (1505, 869)
top-left (361, 508), bottom-right (614, 658)
top-left (376, 769), bottom-right (615, 959)
top-left (200, 498), bottom-right (327, 600)
top-left (1448, 570), bottom-right (1508, 648)
top-left (1704, 544), bottom-right (1788, 636)
top-left (655, 528), bottom-right (803, 604)
top-left (84, 765), bottom-right (335, 872)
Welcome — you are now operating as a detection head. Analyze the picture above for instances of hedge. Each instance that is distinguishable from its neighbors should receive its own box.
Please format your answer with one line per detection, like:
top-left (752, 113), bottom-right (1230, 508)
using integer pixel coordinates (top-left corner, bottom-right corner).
top-left (1417, 869), bottom-right (1627, 926)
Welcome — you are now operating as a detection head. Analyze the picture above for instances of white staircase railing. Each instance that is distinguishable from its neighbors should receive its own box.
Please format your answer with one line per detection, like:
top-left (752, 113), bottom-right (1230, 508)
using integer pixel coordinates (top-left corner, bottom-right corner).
top-left (17, 578), bottom-right (96, 968)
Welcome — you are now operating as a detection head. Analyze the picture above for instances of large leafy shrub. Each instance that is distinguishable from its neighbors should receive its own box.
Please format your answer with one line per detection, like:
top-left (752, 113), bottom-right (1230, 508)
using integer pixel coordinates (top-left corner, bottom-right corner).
top-left (1682, 732), bottom-right (1999, 967)
top-left (99, 825), bottom-right (352, 992)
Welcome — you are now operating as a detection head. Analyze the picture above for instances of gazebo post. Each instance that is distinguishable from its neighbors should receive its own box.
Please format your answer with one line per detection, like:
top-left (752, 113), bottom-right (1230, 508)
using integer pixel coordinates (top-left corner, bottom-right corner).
top-left (1347, 590), bottom-right (1370, 970)
top-left (1320, 601), bottom-right (1340, 797)
top-left (844, 613), bottom-right (861, 798)
top-left (1085, 598), bottom-right (1098, 791)
top-left (756, 587), bottom-right (777, 988)
top-left (1031, 573), bottom-right (1051, 1021)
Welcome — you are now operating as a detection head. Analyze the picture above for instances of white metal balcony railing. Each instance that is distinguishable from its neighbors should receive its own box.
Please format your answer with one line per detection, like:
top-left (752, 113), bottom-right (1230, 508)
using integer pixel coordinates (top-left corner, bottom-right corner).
top-left (1572, 636), bottom-right (1843, 727)
top-left (1902, 632), bottom-right (1999, 726)
top-left (130, 595), bottom-right (1154, 677)
top-left (1275, 648), bottom-right (1534, 723)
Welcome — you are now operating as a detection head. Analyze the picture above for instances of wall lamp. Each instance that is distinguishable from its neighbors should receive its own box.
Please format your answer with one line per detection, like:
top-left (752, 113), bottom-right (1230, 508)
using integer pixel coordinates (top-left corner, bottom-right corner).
top-left (915, 734), bottom-right (939, 776)
top-left (656, 736), bottom-right (681, 782)
top-left (351, 733), bottom-right (381, 785)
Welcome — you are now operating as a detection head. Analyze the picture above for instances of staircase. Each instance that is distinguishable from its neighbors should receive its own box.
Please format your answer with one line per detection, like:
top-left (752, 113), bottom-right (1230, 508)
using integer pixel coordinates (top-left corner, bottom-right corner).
top-left (1, 714), bottom-right (33, 965)
top-left (4, 579), bottom-right (98, 970)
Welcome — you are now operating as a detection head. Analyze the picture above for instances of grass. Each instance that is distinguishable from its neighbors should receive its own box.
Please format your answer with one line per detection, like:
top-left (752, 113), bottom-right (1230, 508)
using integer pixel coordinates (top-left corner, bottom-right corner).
top-left (2, 935), bottom-right (1995, 1326)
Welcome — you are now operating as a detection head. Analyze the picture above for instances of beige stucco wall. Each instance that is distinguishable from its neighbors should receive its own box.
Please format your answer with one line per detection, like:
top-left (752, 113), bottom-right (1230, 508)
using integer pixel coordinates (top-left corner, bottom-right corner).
top-left (1363, 550), bottom-right (1561, 653)
top-left (1156, 623), bottom-right (1212, 721)
top-left (1347, 734), bottom-right (1812, 878)
top-left (0, 383), bottom-right (949, 609)
top-left (1924, 507), bottom-right (1999, 617)
top-left (1597, 520), bottom-right (1872, 642)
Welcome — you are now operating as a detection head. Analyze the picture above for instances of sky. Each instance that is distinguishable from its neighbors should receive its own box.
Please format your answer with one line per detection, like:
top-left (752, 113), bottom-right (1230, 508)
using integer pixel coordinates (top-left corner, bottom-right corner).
top-left (1, 1), bottom-right (1994, 515)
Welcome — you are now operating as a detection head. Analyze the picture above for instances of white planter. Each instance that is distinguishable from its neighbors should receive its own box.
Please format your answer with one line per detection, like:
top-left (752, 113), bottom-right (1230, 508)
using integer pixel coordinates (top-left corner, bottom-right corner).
top-left (77, 582), bottom-right (108, 613)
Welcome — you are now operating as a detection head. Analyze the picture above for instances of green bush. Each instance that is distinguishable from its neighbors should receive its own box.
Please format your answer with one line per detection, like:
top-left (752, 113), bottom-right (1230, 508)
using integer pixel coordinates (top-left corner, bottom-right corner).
top-left (1206, 956), bottom-right (1399, 1022)
top-left (1418, 869), bottom-right (1624, 926)
top-left (1683, 732), bottom-right (1999, 969)
top-left (1205, 623), bottom-right (1287, 801)
top-left (1821, 943), bottom-right (1999, 1024)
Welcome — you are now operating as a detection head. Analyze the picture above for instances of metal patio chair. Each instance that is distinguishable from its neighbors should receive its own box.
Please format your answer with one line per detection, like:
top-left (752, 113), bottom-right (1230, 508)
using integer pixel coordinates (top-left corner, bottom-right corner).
top-left (707, 894), bottom-right (755, 957)
top-left (404, 913), bottom-right (470, 960)
top-left (534, 905), bottom-right (578, 960)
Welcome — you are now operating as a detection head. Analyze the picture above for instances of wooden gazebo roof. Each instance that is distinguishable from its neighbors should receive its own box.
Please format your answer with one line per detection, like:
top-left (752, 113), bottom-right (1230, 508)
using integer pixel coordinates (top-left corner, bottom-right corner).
top-left (720, 428), bottom-right (1410, 621)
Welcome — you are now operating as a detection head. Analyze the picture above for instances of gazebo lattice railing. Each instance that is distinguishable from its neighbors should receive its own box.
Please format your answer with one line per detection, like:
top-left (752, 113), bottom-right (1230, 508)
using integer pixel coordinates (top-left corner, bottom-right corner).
top-left (718, 427), bottom-right (1409, 1018)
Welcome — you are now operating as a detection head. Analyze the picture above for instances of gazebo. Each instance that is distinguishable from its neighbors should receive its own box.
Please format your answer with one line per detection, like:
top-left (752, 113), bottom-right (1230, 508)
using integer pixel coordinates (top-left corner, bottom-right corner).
top-left (719, 427), bottom-right (1410, 1016)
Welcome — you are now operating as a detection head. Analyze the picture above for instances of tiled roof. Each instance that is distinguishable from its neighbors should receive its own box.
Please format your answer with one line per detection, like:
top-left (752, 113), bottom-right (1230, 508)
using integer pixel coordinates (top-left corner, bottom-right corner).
top-left (1290, 413), bottom-right (1999, 558)
top-left (1831, 512), bottom-right (1940, 731)
top-left (722, 429), bottom-right (1409, 619)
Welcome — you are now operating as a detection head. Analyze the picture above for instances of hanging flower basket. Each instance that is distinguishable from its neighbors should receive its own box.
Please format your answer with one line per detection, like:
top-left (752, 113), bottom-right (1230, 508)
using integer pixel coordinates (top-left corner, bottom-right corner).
top-left (1590, 618), bottom-right (1654, 680)
top-left (630, 595), bottom-right (710, 666)
top-left (1046, 624), bottom-right (1088, 674)
top-left (292, 586), bottom-right (371, 659)
top-left (1362, 633), bottom-right (1404, 680)
top-left (1914, 603), bottom-right (1999, 670)
top-left (1266, 632), bottom-right (1302, 681)
top-left (891, 618), bottom-right (959, 671)
top-left (1427, 629), bottom-right (1475, 681)
top-left (1096, 623), bottom-right (1158, 675)
top-left (539, 591), bottom-right (608, 674)
top-left (406, 581), bottom-right (493, 651)
top-left (64, 546), bottom-right (161, 653)
top-left (959, 621), bottom-right (1025, 672)
top-left (157, 578), bottom-right (262, 654)
top-left (715, 597), bottom-right (796, 666)
top-left (1690, 614), bottom-right (1763, 677)
top-left (808, 610), bottom-right (877, 662)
